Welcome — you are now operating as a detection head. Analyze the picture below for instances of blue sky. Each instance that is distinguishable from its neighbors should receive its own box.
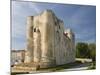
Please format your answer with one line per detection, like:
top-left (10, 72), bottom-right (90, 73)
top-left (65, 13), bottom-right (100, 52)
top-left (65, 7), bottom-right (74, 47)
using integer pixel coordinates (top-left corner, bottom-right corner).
top-left (12, 1), bottom-right (96, 50)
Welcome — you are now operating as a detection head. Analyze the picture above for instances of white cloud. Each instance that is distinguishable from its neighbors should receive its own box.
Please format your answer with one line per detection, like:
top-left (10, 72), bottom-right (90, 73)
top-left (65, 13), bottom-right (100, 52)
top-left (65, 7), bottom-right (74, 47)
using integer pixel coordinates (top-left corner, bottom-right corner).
top-left (11, 1), bottom-right (43, 49)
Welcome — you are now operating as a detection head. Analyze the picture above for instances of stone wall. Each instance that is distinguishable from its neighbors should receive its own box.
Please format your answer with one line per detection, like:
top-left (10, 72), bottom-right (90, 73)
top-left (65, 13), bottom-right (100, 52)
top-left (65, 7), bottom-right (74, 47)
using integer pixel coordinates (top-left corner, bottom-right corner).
top-left (24, 16), bottom-right (33, 63)
top-left (24, 9), bottom-right (75, 68)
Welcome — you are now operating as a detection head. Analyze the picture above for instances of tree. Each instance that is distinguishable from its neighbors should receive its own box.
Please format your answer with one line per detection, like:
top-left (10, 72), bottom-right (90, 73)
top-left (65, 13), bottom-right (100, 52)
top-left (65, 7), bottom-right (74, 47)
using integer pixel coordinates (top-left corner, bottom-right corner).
top-left (76, 42), bottom-right (90, 58)
top-left (88, 43), bottom-right (96, 61)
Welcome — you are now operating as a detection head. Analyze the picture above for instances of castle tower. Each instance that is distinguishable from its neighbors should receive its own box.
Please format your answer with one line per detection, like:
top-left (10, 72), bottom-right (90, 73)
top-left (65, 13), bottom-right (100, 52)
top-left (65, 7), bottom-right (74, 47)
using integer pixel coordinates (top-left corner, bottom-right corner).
top-left (33, 28), bottom-right (41, 63)
top-left (24, 10), bottom-right (75, 68)
top-left (24, 16), bottom-right (33, 63)
top-left (66, 29), bottom-right (75, 46)
top-left (66, 28), bottom-right (75, 61)
top-left (39, 10), bottom-right (56, 67)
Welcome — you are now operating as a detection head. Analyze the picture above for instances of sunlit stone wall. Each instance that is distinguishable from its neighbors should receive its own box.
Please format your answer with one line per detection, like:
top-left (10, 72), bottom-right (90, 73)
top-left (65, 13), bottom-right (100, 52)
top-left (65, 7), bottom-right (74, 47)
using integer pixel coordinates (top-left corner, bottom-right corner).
top-left (24, 10), bottom-right (75, 68)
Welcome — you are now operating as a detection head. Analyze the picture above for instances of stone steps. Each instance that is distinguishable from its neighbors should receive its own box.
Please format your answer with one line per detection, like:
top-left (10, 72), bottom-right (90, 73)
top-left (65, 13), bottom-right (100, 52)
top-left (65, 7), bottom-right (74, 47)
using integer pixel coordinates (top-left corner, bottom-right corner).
top-left (12, 62), bottom-right (40, 72)
top-left (12, 66), bottom-right (36, 71)
top-left (15, 63), bottom-right (36, 67)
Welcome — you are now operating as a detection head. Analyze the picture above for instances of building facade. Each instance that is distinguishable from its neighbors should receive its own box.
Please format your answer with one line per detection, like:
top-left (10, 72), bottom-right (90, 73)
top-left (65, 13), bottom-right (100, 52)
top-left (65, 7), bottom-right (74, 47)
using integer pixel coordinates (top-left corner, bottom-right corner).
top-left (11, 50), bottom-right (25, 65)
top-left (24, 10), bottom-right (75, 68)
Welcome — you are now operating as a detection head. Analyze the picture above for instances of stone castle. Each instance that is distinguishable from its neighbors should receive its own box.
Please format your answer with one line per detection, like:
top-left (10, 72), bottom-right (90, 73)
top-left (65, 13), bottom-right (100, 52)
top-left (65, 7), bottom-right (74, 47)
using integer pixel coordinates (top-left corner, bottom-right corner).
top-left (24, 9), bottom-right (75, 68)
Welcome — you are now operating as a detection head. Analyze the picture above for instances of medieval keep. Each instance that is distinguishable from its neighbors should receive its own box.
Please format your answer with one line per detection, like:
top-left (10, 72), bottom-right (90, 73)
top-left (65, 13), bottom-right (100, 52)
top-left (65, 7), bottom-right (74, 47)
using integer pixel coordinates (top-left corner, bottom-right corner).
top-left (24, 10), bottom-right (75, 68)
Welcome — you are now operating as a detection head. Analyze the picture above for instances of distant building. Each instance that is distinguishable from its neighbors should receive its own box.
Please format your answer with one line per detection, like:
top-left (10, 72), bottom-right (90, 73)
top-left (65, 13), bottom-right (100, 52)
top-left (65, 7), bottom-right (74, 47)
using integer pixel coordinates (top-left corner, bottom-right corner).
top-left (11, 50), bottom-right (25, 65)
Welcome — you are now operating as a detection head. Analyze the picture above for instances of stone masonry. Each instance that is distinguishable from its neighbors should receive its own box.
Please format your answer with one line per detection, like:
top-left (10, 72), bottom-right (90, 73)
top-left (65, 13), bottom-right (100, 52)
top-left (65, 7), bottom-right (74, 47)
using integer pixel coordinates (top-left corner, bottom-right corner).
top-left (24, 9), bottom-right (75, 68)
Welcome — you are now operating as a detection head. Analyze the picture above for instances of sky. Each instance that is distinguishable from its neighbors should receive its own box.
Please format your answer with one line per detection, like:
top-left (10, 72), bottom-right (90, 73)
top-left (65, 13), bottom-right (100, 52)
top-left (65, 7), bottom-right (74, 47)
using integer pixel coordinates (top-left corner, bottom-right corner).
top-left (12, 1), bottom-right (96, 50)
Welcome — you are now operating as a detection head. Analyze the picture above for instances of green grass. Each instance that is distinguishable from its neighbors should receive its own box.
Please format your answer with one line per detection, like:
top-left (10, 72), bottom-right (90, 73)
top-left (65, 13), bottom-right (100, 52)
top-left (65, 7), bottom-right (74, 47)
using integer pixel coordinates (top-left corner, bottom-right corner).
top-left (87, 61), bottom-right (96, 69)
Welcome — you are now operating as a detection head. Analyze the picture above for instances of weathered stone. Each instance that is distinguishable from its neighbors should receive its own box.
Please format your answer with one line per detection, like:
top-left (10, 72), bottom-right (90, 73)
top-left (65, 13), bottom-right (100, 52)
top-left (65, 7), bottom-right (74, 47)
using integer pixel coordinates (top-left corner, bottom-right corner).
top-left (24, 9), bottom-right (75, 68)
top-left (24, 16), bottom-right (33, 63)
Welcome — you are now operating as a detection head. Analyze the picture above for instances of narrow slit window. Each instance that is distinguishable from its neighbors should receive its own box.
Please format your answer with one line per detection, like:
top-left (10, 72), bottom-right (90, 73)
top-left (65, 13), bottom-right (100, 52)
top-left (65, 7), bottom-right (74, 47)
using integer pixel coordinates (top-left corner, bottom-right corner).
top-left (34, 28), bottom-right (36, 32)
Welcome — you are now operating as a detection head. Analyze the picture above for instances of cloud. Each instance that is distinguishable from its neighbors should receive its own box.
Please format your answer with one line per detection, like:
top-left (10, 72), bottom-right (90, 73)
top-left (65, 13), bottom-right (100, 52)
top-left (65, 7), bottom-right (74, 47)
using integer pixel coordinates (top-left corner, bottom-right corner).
top-left (11, 1), bottom-right (96, 49)
top-left (63, 5), bottom-right (96, 43)
top-left (28, 3), bottom-right (41, 14)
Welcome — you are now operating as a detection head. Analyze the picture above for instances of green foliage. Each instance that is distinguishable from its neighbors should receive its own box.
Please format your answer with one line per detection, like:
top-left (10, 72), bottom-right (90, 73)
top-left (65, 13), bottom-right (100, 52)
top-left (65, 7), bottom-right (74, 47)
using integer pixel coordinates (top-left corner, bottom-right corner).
top-left (76, 42), bottom-right (96, 60)
top-left (88, 43), bottom-right (96, 61)
top-left (88, 61), bottom-right (96, 69)
top-left (76, 42), bottom-right (90, 58)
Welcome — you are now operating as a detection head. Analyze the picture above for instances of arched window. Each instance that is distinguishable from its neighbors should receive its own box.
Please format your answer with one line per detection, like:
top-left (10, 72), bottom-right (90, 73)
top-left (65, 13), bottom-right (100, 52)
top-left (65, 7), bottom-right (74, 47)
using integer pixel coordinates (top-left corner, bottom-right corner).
top-left (34, 28), bottom-right (36, 32)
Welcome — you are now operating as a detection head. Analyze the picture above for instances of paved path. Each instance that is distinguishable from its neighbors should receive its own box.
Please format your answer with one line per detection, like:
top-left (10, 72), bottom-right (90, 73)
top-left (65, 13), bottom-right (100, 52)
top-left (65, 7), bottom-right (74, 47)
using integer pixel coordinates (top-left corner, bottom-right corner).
top-left (30, 62), bottom-right (91, 73)
top-left (60, 62), bottom-right (91, 72)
